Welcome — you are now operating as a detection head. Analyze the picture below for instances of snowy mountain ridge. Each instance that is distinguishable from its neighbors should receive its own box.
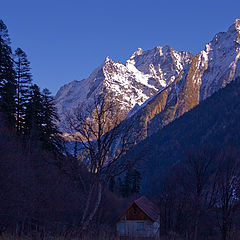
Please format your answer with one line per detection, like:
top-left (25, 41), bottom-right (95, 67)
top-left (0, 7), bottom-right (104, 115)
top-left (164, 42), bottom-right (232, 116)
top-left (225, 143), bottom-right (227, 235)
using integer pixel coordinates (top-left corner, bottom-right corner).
top-left (123, 18), bottom-right (240, 138)
top-left (55, 45), bottom-right (193, 130)
top-left (55, 19), bottom-right (240, 136)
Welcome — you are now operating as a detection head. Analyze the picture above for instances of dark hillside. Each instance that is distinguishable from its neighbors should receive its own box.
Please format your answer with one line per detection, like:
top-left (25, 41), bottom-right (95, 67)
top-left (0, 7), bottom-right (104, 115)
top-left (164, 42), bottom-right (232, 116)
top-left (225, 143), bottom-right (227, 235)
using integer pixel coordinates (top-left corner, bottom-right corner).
top-left (125, 77), bottom-right (240, 194)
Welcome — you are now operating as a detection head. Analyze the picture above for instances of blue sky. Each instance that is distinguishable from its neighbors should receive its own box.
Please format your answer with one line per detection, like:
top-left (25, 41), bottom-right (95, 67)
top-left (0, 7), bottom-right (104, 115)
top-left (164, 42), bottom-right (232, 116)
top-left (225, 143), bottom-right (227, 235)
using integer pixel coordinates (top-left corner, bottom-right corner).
top-left (1, 0), bottom-right (240, 94)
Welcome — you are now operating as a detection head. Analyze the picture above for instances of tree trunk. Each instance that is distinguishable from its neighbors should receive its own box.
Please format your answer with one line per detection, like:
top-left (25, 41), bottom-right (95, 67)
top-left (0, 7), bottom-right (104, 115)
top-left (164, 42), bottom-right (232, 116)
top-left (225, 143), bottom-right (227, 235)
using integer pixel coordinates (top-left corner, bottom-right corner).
top-left (81, 185), bottom-right (94, 224)
top-left (82, 182), bottom-right (102, 230)
top-left (193, 207), bottom-right (200, 240)
top-left (193, 217), bottom-right (198, 240)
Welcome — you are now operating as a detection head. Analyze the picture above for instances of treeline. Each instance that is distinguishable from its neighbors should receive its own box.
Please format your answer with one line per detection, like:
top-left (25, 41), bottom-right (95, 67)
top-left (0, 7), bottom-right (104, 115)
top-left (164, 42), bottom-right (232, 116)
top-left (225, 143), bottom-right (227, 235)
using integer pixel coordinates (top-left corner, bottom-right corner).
top-left (109, 168), bottom-right (141, 198)
top-left (0, 19), bottom-right (133, 239)
top-left (0, 20), bottom-right (59, 152)
top-left (0, 19), bottom-right (79, 237)
top-left (156, 145), bottom-right (240, 240)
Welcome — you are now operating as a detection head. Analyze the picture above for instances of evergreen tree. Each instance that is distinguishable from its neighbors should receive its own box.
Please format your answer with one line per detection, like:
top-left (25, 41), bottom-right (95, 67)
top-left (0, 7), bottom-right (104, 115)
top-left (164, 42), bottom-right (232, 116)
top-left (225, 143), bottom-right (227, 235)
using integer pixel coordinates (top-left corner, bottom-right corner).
top-left (122, 170), bottom-right (132, 197)
top-left (41, 88), bottom-right (60, 151)
top-left (24, 84), bottom-right (43, 147)
top-left (25, 85), bottom-right (60, 152)
top-left (0, 20), bottom-right (16, 126)
top-left (129, 168), bottom-right (141, 194)
top-left (117, 168), bottom-right (142, 197)
top-left (14, 48), bottom-right (32, 133)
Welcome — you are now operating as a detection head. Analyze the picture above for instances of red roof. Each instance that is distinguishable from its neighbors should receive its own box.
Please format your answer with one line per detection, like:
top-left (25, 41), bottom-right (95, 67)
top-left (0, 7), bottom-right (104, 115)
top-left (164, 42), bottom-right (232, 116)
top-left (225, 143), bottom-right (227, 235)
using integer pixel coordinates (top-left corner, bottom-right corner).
top-left (134, 196), bottom-right (160, 222)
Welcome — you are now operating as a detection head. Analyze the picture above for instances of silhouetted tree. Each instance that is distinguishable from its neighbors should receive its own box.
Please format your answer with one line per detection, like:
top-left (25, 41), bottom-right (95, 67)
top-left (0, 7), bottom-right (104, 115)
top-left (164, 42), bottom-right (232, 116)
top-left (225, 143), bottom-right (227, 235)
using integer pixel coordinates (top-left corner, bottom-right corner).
top-left (214, 149), bottom-right (240, 240)
top-left (0, 117), bottom-right (85, 237)
top-left (14, 47), bottom-right (32, 133)
top-left (0, 20), bottom-right (16, 126)
top-left (25, 85), bottom-right (60, 152)
top-left (183, 146), bottom-right (217, 240)
top-left (156, 146), bottom-right (219, 239)
top-left (119, 168), bottom-right (141, 197)
top-left (24, 84), bottom-right (43, 146)
top-left (41, 88), bottom-right (60, 151)
top-left (65, 95), bottom-right (136, 231)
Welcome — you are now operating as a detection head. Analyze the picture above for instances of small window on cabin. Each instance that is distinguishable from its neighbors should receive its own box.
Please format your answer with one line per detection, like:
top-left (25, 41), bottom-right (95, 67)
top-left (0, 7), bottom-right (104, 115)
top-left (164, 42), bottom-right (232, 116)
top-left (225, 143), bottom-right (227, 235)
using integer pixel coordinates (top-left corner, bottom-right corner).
top-left (133, 205), bottom-right (137, 215)
top-left (137, 222), bottom-right (144, 230)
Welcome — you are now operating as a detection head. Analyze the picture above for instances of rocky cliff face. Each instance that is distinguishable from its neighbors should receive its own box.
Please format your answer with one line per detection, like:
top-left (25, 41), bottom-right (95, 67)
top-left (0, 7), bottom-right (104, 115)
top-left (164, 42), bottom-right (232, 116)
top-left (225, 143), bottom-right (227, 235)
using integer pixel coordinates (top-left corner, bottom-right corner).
top-left (55, 19), bottom-right (240, 138)
top-left (125, 19), bottom-right (240, 138)
top-left (55, 46), bottom-right (193, 131)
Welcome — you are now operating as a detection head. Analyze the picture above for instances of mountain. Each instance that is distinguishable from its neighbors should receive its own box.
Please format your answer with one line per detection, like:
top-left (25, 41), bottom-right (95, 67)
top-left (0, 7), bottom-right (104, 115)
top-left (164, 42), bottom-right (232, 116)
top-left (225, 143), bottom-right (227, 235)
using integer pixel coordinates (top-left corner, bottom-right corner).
top-left (55, 46), bottom-right (193, 131)
top-left (55, 19), bottom-right (240, 138)
top-left (123, 77), bottom-right (240, 195)
top-left (122, 19), bottom-right (240, 138)
top-left (54, 19), bottom-right (240, 195)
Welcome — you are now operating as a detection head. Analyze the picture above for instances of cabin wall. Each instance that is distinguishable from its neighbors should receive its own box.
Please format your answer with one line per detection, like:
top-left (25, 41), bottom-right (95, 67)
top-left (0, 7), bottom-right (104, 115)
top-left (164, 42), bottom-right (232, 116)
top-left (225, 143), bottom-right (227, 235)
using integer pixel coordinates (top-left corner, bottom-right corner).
top-left (117, 220), bottom-right (159, 238)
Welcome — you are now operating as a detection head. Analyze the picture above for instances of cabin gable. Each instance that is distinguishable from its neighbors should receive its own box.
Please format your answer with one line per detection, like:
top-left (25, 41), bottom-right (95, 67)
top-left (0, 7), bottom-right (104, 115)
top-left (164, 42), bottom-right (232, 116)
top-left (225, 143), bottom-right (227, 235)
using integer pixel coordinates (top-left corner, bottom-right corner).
top-left (119, 203), bottom-right (152, 221)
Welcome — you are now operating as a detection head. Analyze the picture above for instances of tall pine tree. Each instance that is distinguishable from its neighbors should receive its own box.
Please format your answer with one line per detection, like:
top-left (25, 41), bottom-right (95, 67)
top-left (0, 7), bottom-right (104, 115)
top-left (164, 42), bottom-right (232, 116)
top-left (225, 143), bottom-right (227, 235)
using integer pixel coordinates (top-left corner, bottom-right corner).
top-left (117, 168), bottom-right (142, 197)
top-left (41, 88), bottom-right (60, 151)
top-left (14, 48), bottom-right (32, 133)
top-left (24, 84), bottom-right (42, 147)
top-left (25, 85), bottom-right (60, 152)
top-left (0, 20), bottom-right (16, 126)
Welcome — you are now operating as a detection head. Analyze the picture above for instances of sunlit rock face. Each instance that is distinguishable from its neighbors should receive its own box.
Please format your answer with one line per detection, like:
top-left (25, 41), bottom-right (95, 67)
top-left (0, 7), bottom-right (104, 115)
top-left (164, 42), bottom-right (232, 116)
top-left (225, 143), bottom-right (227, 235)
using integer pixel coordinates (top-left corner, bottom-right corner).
top-left (199, 19), bottom-right (240, 100)
top-left (119, 19), bottom-right (240, 138)
top-left (55, 46), bottom-right (193, 131)
top-left (55, 19), bottom-right (240, 138)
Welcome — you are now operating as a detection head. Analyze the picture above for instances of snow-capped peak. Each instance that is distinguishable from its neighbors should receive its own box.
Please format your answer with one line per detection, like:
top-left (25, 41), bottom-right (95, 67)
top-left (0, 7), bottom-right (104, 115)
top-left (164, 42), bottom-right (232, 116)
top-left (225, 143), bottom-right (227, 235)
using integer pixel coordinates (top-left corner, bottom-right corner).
top-left (129, 48), bottom-right (143, 60)
top-left (105, 56), bottom-right (113, 63)
top-left (55, 46), bottom-right (193, 131)
top-left (55, 19), bottom-right (240, 140)
top-left (235, 18), bottom-right (240, 30)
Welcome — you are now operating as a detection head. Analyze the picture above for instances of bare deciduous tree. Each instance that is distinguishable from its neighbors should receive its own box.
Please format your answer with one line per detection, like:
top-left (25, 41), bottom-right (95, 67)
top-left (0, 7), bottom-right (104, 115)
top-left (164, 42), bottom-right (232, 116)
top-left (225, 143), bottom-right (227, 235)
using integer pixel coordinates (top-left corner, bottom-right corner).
top-left (158, 146), bottom-right (240, 240)
top-left (214, 149), bottom-right (240, 240)
top-left (183, 146), bottom-right (218, 240)
top-left (63, 95), bottom-right (137, 231)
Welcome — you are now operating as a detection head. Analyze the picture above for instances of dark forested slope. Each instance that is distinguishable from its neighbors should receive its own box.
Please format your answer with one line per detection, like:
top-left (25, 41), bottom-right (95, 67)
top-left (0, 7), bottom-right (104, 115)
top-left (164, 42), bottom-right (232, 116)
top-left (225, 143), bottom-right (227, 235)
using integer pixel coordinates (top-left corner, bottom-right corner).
top-left (125, 77), bottom-right (240, 194)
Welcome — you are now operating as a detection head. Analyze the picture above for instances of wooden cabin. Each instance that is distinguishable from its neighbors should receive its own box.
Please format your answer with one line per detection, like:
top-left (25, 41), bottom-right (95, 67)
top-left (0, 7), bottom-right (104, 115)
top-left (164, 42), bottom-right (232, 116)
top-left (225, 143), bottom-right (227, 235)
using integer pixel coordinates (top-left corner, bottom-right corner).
top-left (116, 196), bottom-right (160, 239)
